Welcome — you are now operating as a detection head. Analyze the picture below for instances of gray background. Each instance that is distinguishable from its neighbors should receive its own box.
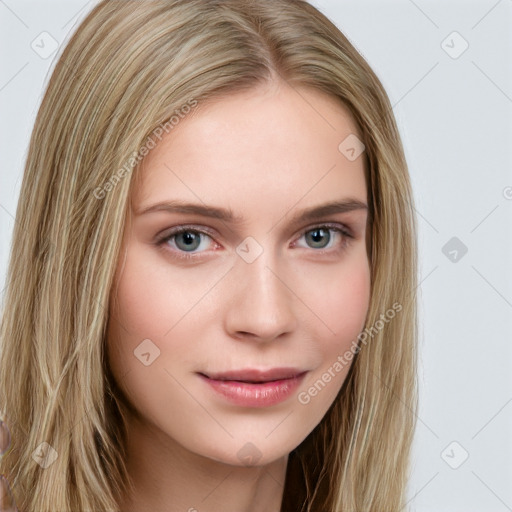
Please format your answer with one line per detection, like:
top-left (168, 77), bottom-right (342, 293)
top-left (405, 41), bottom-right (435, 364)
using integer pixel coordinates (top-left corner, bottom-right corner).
top-left (1, 1), bottom-right (511, 510)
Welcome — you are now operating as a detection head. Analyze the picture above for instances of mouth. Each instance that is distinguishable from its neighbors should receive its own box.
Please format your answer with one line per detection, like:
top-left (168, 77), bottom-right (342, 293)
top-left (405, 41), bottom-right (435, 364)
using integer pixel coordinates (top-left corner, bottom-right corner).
top-left (197, 368), bottom-right (308, 408)
top-left (198, 367), bottom-right (307, 383)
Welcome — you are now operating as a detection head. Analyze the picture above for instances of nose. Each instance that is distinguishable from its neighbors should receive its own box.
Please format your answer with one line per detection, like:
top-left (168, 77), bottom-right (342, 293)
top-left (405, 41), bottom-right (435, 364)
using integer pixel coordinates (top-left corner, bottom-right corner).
top-left (224, 250), bottom-right (298, 342)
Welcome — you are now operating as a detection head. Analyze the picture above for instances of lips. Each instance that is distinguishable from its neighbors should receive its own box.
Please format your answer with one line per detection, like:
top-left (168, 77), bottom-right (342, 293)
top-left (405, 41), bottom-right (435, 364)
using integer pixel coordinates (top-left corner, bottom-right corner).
top-left (198, 368), bottom-right (308, 407)
top-left (199, 367), bottom-right (307, 383)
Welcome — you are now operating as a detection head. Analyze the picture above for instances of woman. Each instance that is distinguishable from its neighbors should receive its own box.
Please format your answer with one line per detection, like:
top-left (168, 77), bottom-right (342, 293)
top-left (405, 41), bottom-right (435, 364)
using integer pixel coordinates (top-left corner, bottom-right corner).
top-left (0, 1), bottom-right (418, 511)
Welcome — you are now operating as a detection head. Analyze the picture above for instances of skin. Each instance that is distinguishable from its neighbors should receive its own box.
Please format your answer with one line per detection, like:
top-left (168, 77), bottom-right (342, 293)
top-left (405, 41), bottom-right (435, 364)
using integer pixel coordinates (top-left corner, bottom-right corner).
top-left (107, 79), bottom-right (371, 512)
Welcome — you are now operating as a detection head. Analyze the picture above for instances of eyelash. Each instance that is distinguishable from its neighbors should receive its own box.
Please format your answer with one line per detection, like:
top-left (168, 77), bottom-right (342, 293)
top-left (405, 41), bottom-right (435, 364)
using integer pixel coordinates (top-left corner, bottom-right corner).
top-left (155, 223), bottom-right (354, 262)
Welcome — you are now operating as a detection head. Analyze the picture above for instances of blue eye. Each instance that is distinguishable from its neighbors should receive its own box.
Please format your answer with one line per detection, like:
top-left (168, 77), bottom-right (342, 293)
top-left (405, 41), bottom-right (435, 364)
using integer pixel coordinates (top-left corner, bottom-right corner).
top-left (173, 230), bottom-right (205, 252)
top-left (156, 223), bottom-right (353, 261)
top-left (157, 227), bottom-right (215, 259)
top-left (293, 224), bottom-right (353, 254)
top-left (303, 227), bottom-right (337, 250)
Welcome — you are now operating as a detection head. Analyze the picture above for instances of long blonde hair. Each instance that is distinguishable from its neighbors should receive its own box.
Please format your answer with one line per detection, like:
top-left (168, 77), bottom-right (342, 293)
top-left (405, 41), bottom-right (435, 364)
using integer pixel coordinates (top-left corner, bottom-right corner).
top-left (0, 1), bottom-right (418, 510)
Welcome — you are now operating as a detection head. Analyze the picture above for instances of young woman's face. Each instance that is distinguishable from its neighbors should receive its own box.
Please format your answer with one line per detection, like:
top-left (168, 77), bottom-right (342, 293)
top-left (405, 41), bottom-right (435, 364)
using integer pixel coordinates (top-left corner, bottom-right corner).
top-left (107, 81), bottom-right (371, 468)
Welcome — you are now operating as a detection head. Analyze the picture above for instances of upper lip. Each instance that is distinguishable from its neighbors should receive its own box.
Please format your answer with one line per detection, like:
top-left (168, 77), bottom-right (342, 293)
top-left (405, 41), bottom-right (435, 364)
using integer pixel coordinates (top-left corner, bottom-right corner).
top-left (200, 367), bottom-right (307, 383)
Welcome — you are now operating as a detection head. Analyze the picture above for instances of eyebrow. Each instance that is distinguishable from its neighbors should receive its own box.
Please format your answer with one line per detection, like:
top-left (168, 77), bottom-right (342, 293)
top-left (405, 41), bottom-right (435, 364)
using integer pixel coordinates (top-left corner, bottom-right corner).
top-left (136, 198), bottom-right (367, 226)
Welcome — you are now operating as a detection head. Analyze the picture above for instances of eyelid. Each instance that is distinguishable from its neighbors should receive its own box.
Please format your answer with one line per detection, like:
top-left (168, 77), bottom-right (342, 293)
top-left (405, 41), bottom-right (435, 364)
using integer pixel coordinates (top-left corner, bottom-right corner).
top-left (155, 221), bottom-right (353, 242)
top-left (154, 224), bottom-right (217, 245)
top-left (155, 221), bottom-right (354, 260)
top-left (298, 221), bottom-right (353, 239)
top-left (154, 224), bottom-right (219, 262)
top-left (290, 222), bottom-right (353, 253)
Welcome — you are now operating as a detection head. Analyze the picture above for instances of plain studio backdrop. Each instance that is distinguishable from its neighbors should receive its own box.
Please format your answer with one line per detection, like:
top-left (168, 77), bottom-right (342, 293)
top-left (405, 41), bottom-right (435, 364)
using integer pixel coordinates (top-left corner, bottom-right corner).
top-left (1, 1), bottom-right (511, 511)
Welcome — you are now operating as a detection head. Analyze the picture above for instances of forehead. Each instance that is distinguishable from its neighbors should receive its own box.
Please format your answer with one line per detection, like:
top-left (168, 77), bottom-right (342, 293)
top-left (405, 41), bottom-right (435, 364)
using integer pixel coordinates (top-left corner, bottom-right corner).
top-left (132, 82), bottom-right (367, 216)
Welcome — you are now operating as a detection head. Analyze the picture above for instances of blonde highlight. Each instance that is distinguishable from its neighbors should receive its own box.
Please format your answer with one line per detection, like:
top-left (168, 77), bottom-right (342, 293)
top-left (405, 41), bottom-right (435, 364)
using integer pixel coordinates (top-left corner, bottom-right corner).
top-left (0, 1), bottom-right (418, 511)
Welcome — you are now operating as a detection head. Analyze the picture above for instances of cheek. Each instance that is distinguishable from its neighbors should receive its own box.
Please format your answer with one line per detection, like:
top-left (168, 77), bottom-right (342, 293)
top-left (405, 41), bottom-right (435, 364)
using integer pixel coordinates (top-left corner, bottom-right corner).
top-left (106, 242), bottom-right (224, 385)
top-left (110, 244), bottom-right (213, 340)
top-left (105, 248), bottom-right (199, 430)
top-left (295, 252), bottom-right (370, 389)
top-left (288, 255), bottom-right (370, 431)
top-left (107, 246), bottom-right (169, 377)
top-left (330, 263), bottom-right (371, 339)
top-left (300, 251), bottom-right (371, 347)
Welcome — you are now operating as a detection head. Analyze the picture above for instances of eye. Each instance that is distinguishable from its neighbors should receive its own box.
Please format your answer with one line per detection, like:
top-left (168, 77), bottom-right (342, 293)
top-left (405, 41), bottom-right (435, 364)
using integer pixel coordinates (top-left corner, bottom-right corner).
top-left (156, 226), bottom-right (216, 261)
top-left (155, 223), bottom-right (354, 261)
top-left (294, 223), bottom-right (353, 254)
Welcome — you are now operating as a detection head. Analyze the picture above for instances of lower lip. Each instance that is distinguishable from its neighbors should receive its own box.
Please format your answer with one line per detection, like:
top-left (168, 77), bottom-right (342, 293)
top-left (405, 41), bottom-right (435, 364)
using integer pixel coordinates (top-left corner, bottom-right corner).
top-left (199, 372), bottom-right (307, 408)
